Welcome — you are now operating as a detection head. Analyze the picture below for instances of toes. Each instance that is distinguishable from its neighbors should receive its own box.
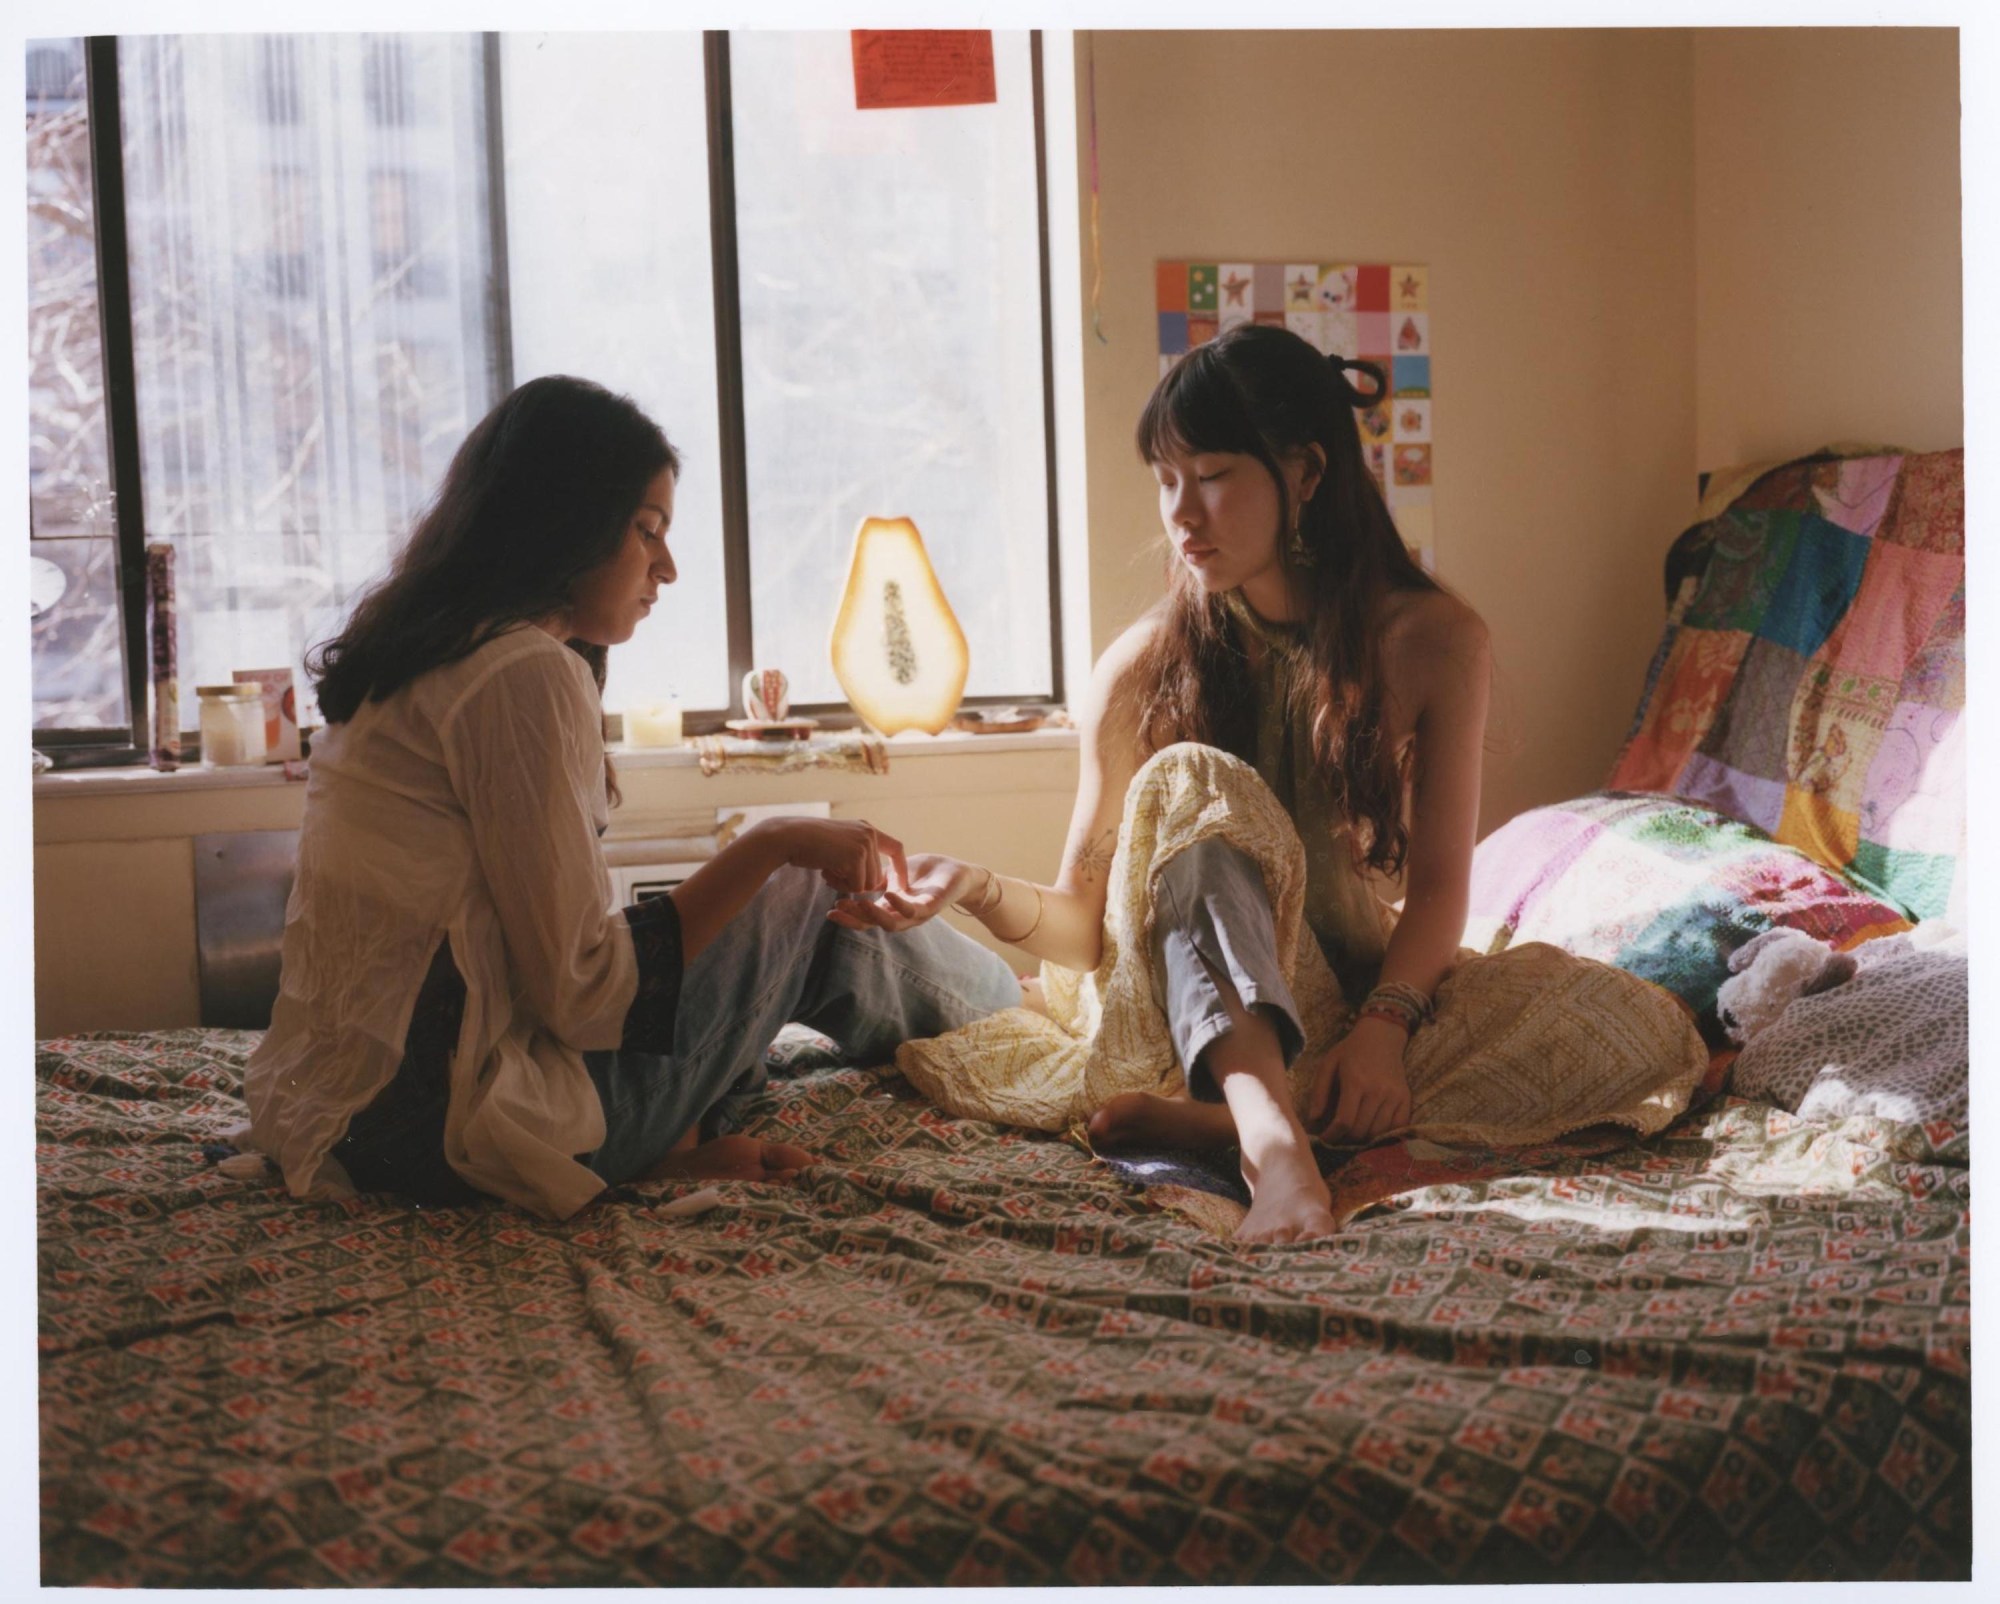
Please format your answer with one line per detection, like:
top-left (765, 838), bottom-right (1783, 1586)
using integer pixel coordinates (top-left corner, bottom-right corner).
top-left (760, 1141), bottom-right (815, 1174)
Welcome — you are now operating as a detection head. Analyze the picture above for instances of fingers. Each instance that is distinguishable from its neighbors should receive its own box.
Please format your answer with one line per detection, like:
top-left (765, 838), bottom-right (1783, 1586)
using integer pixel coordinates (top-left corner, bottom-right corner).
top-left (1319, 1086), bottom-right (1413, 1146)
top-left (876, 829), bottom-right (909, 894)
top-left (826, 891), bottom-right (933, 933)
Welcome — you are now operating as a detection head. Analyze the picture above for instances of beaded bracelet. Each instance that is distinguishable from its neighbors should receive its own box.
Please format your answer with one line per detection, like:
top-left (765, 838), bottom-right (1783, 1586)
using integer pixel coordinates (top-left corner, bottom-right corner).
top-left (1356, 1002), bottom-right (1419, 1036)
top-left (1372, 978), bottom-right (1436, 1022)
top-left (1357, 978), bottom-right (1435, 1036)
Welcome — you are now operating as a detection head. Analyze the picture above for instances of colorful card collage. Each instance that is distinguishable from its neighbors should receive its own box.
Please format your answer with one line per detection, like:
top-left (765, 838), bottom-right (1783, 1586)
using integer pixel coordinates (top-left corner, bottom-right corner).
top-left (1156, 261), bottom-right (1434, 563)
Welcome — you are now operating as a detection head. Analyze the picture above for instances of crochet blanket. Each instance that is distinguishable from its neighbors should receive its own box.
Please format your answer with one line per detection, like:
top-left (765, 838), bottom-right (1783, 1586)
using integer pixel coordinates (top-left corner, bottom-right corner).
top-left (1605, 449), bottom-right (1963, 923)
top-left (1731, 923), bottom-right (1968, 1139)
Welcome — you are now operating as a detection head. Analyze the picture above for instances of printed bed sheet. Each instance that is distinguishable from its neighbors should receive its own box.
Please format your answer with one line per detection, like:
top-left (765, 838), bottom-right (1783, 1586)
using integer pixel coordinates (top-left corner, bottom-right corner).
top-left (39, 1030), bottom-right (1968, 1585)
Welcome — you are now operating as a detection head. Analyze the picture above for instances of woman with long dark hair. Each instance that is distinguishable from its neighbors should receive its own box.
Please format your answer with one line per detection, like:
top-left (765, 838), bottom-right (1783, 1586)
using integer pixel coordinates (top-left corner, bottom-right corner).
top-left (245, 376), bottom-right (1022, 1217)
top-left (842, 325), bottom-right (1704, 1243)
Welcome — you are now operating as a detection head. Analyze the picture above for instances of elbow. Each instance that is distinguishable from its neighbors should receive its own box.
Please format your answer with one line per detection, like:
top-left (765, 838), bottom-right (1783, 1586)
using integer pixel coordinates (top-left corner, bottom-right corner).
top-left (1056, 935), bottom-right (1104, 973)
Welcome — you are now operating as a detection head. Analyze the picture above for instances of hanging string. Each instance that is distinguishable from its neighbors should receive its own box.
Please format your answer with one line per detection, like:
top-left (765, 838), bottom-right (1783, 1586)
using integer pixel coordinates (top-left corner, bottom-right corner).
top-left (1086, 31), bottom-right (1106, 344)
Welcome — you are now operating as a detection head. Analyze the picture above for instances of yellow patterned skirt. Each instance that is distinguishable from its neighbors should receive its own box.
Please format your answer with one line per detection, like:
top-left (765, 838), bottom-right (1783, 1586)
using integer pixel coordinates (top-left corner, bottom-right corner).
top-left (896, 744), bottom-right (1707, 1151)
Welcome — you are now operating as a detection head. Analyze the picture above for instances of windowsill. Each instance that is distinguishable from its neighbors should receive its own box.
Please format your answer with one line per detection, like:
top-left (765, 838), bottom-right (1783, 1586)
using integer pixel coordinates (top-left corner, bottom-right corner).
top-left (32, 725), bottom-right (1081, 799)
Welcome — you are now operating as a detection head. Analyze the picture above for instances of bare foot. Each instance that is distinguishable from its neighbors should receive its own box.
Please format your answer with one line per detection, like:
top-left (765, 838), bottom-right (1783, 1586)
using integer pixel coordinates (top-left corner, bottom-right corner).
top-left (639, 1134), bottom-right (815, 1184)
top-left (1236, 1146), bottom-right (1336, 1245)
top-left (1086, 1090), bottom-right (1239, 1151)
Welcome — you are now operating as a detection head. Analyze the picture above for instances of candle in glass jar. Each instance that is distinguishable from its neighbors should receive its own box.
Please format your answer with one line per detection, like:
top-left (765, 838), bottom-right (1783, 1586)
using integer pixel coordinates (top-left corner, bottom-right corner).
top-left (196, 684), bottom-right (267, 767)
top-left (626, 700), bottom-right (683, 747)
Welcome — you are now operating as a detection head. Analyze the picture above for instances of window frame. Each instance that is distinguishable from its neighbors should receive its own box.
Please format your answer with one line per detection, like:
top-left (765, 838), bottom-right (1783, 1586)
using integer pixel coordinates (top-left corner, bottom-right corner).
top-left (35, 29), bottom-right (1064, 762)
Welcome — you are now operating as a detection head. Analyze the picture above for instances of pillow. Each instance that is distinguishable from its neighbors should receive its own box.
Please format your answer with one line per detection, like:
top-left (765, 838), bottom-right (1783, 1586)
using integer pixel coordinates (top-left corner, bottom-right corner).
top-left (1731, 926), bottom-right (1966, 1160)
top-left (1468, 791), bottom-right (1910, 1048)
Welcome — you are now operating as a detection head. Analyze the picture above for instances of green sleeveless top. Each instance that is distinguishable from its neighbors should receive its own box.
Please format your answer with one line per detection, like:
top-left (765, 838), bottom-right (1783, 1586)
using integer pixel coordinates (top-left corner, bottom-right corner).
top-left (1224, 591), bottom-right (1393, 1003)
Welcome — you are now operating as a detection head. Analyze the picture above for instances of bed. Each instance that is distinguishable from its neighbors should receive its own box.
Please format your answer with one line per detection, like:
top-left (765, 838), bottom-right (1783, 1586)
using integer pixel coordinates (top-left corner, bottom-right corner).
top-left (37, 449), bottom-right (1968, 1584)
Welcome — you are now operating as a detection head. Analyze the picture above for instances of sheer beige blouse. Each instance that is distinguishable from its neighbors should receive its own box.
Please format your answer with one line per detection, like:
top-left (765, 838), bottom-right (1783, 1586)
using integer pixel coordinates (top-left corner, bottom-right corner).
top-left (244, 625), bottom-right (645, 1219)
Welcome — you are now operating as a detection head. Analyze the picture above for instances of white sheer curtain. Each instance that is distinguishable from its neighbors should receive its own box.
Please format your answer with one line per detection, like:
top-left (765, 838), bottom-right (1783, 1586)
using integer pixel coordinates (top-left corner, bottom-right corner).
top-left (118, 34), bottom-right (497, 728)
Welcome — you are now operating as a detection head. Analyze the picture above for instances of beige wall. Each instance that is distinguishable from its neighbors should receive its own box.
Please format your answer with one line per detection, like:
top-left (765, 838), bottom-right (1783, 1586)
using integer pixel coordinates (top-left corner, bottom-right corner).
top-left (1693, 29), bottom-right (1962, 468)
top-left (1075, 26), bottom-right (1961, 835)
top-left (1077, 29), bottom-right (1700, 834)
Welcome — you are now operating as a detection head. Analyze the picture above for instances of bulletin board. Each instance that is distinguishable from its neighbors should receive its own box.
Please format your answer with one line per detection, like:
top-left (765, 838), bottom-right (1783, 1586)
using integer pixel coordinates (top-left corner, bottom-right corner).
top-left (1157, 261), bottom-right (1434, 565)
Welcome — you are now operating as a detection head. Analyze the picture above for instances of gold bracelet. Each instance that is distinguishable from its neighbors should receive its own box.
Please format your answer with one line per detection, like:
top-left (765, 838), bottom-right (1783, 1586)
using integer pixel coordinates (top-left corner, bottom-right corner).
top-left (952, 867), bottom-right (1002, 918)
top-left (993, 882), bottom-right (1045, 946)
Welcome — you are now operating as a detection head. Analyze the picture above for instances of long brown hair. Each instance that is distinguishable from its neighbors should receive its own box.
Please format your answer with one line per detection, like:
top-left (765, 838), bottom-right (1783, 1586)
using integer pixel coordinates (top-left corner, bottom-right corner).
top-left (1131, 324), bottom-right (1438, 874)
top-left (309, 375), bottom-right (678, 724)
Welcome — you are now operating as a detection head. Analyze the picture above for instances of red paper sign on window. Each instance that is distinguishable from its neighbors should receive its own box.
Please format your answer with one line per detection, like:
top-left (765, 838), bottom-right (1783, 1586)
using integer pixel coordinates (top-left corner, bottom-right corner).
top-left (851, 30), bottom-right (996, 110)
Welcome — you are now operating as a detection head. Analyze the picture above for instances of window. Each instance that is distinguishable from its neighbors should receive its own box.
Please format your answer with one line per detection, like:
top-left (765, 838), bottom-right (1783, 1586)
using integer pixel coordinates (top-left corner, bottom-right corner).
top-left (728, 33), bottom-right (1053, 709)
top-left (26, 30), bottom-right (1062, 754)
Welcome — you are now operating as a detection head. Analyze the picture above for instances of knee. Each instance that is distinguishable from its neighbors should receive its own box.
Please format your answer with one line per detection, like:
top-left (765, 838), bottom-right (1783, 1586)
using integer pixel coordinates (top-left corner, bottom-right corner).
top-left (1158, 836), bottom-right (1262, 899)
top-left (1130, 742), bottom-right (1278, 811)
top-left (1149, 838), bottom-right (1274, 969)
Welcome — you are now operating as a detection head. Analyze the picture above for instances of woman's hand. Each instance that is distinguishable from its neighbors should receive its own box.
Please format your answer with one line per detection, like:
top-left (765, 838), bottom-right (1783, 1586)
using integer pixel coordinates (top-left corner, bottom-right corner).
top-left (826, 853), bottom-right (983, 933)
top-left (760, 817), bottom-right (905, 895)
top-left (1306, 1017), bottom-right (1414, 1145)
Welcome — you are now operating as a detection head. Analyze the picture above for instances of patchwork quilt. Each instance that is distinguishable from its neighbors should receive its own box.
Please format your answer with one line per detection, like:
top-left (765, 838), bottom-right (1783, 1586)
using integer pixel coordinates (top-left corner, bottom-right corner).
top-left (39, 1030), bottom-right (1969, 1584)
top-left (1605, 450), bottom-right (1963, 922)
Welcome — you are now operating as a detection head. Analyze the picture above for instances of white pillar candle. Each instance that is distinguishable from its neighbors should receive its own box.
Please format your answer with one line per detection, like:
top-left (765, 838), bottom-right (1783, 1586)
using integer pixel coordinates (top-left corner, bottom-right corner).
top-left (626, 702), bottom-right (683, 747)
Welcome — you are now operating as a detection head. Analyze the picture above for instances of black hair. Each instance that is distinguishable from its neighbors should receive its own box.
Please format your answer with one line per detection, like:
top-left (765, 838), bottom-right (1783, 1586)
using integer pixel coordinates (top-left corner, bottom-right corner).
top-left (1131, 323), bottom-right (1439, 873)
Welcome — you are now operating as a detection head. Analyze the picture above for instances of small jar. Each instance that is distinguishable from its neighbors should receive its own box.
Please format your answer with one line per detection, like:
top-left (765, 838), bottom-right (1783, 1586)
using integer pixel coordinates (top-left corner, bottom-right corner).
top-left (197, 684), bottom-right (267, 767)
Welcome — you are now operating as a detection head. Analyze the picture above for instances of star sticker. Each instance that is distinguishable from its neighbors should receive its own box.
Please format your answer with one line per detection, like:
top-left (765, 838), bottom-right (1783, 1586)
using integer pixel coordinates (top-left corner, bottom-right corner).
top-left (1222, 271), bottom-right (1251, 306)
top-left (1400, 273), bottom-right (1421, 302)
top-left (1288, 272), bottom-right (1314, 303)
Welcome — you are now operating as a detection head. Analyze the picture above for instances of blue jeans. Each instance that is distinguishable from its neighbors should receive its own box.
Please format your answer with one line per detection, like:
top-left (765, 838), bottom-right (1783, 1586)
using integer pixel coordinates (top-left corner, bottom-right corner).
top-left (583, 866), bottom-right (1023, 1185)
top-left (1150, 838), bottom-right (1306, 1098)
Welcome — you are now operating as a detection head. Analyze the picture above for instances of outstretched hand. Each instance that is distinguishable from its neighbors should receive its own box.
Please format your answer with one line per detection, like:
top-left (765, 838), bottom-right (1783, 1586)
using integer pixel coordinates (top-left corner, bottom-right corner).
top-left (1305, 1018), bottom-right (1414, 1146)
top-left (826, 853), bottom-right (982, 933)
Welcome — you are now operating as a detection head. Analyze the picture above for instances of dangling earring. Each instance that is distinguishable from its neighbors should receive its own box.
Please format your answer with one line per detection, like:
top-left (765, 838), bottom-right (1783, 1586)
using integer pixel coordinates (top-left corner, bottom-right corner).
top-left (1286, 504), bottom-right (1317, 569)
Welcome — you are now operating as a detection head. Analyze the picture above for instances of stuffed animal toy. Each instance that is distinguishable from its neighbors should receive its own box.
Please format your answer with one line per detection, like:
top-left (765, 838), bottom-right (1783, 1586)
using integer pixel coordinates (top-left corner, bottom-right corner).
top-left (1715, 927), bottom-right (1857, 1045)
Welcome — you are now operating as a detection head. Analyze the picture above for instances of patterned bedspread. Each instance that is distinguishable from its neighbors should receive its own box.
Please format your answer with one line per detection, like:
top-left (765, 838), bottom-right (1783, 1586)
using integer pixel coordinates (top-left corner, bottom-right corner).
top-left (39, 1030), bottom-right (1969, 1584)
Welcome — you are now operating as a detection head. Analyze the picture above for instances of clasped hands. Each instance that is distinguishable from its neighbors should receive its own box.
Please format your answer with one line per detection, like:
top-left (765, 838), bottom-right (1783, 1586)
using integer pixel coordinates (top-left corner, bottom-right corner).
top-left (758, 817), bottom-right (977, 934)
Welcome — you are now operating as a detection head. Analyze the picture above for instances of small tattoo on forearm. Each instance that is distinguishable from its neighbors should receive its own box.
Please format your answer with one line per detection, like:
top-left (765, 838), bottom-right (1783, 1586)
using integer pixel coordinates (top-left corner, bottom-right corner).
top-left (1066, 826), bottom-right (1117, 884)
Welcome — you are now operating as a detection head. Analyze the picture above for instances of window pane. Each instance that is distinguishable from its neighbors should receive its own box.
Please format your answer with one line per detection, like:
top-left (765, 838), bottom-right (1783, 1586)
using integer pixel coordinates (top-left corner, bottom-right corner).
top-left (28, 36), bottom-right (127, 731)
top-left (731, 32), bottom-right (1052, 706)
top-left (499, 31), bottom-right (728, 713)
top-left (118, 34), bottom-right (498, 729)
